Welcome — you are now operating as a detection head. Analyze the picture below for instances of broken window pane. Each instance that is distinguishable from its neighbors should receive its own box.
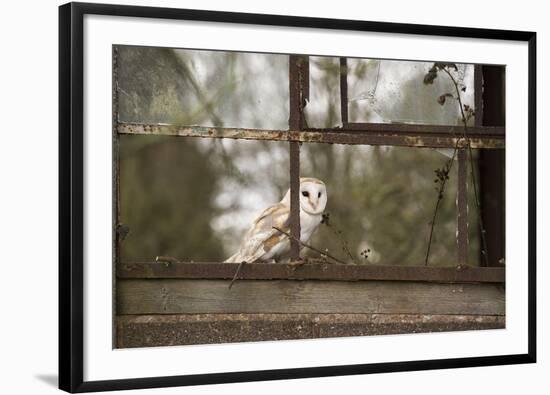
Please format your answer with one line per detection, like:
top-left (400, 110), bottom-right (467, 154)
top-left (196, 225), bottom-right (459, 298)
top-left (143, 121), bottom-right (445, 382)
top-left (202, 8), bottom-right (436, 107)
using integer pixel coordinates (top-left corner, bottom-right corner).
top-left (347, 59), bottom-right (475, 125)
top-left (304, 56), bottom-right (342, 128)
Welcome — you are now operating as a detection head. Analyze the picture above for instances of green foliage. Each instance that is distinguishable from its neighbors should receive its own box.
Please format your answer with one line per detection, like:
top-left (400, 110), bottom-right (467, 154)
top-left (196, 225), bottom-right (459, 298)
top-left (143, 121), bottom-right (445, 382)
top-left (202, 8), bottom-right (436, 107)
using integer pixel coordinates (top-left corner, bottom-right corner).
top-left (302, 144), bottom-right (480, 266)
top-left (119, 135), bottom-right (225, 261)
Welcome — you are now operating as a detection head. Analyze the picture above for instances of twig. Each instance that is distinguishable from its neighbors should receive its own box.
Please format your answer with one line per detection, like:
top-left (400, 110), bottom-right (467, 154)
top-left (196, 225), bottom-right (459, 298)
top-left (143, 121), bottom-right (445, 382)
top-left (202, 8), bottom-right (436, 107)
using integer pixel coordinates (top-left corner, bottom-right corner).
top-left (272, 226), bottom-right (348, 265)
top-left (228, 224), bottom-right (349, 290)
top-left (325, 224), bottom-right (358, 264)
top-left (424, 138), bottom-right (462, 265)
top-left (228, 261), bottom-right (246, 289)
top-left (425, 188), bottom-right (443, 265)
top-left (442, 68), bottom-right (490, 267)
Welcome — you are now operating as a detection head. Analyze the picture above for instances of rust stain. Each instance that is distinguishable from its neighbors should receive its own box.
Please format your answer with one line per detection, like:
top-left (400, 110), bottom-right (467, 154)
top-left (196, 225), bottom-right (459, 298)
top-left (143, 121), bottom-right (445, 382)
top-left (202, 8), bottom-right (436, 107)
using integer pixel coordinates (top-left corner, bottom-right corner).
top-left (117, 123), bottom-right (504, 149)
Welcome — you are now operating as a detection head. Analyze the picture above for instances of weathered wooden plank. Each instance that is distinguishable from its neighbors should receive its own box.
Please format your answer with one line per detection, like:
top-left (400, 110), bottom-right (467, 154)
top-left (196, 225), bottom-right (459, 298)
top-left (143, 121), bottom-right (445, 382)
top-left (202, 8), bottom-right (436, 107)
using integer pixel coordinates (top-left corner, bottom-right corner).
top-left (117, 279), bottom-right (505, 316)
top-left (117, 262), bottom-right (505, 283)
top-left (117, 122), bottom-right (504, 149)
top-left (116, 313), bottom-right (505, 348)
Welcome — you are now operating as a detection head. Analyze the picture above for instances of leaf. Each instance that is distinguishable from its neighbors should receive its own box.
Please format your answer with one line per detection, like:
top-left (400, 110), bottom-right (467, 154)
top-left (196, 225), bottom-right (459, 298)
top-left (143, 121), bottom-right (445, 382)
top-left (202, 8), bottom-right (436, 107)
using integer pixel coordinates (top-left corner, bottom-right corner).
top-left (423, 70), bottom-right (438, 85)
top-left (434, 62), bottom-right (458, 71)
top-left (437, 93), bottom-right (453, 106)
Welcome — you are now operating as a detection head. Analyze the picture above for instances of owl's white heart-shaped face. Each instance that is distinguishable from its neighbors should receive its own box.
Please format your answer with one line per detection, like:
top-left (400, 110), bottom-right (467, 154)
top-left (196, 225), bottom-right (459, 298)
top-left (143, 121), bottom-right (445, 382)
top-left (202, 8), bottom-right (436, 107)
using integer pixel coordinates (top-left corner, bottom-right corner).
top-left (299, 178), bottom-right (327, 215)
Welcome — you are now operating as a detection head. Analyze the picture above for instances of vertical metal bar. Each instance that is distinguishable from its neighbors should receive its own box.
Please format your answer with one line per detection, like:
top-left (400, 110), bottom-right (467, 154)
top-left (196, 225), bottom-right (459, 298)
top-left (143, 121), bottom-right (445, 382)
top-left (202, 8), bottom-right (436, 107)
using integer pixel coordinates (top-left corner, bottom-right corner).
top-left (339, 57), bottom-right (348, 125)
top-left (457, 149), bottom-right (468, 266)
top-left (112, 46), bottom-right (120, 347)
top-left (474, 64), bottom-right (484, 126)
top-left (302, 57), bottom-right (310, 114)
top-left (288, 55), bottom-right (308, 259)
top-left (289, 142), bottom-right (301, 259)
top-left (455, 64), bottom-right (485, 267)
top-left (478, 65), bottom-right (506, 266)
top-left (472, 65), bottom-right (483, 267)
top-left (456, 64), bottom-right (483, 267)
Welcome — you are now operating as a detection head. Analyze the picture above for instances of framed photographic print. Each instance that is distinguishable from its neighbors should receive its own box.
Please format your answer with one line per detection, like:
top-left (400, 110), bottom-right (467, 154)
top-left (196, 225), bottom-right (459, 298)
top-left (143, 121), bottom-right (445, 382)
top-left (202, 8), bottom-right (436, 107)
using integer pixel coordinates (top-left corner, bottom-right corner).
top-left (59, 2), bottom-right (537, 392)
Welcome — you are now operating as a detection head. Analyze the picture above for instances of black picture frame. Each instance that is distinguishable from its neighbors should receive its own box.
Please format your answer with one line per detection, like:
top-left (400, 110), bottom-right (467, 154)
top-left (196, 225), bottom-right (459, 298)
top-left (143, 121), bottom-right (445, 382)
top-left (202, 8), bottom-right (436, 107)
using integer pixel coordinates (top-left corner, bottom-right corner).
top-left (59, 2), bottom-right (537, 392)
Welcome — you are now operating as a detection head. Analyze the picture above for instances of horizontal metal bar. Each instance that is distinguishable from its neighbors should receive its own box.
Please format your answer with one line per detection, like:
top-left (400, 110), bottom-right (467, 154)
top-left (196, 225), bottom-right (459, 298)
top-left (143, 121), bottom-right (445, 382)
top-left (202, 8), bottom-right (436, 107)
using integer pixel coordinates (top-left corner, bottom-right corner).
top-left (117, 262), bottom-right (505, 283)
top-left (342, 122), bottom-right (504, 136)
top-left (118, 122), bottom-right (504, 149)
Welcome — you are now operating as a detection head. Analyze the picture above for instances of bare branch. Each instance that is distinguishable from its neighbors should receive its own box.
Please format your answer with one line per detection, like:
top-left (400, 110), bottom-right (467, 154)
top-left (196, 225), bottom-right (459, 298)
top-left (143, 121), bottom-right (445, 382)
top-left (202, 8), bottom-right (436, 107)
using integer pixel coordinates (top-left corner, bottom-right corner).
top-left (424, 137), bottom-right (462, 265)
top-left (442, 67), bottom-right (490, 267)
top-left (272, 226), bottom-right (348, 265)
top-left (228, 261), bottom-right (246, 289)
top-left (425, 65), bottom-right (490, 267)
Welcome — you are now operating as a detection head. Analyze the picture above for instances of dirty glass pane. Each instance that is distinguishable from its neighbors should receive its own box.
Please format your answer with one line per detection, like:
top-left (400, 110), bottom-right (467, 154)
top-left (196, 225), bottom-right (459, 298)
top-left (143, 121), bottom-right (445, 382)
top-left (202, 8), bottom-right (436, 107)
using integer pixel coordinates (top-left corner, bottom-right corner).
top-left (304, 56), bottom-right (342, 128)
top-left (117, 46), bottom-right (289, 129)
top-left (346, 59), bottom-right (475, 125)
top-left (119, 135), bottom-right (289, 262)
top-left (300, 143), bottom-right (481, 266)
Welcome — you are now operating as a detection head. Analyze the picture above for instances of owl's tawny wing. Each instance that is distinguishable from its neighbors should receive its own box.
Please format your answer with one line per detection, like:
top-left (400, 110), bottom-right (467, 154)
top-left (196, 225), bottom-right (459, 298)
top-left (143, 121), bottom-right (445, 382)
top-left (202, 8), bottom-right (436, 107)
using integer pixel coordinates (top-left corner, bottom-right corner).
top-left (225, 203), bottom-right (291, 263)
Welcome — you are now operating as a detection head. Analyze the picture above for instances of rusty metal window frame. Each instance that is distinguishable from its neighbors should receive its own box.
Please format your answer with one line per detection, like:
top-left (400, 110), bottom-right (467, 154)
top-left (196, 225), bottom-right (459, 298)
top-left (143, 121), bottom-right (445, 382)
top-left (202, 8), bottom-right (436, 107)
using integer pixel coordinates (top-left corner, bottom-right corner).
top-left (114, 47), bottom-right (505, 284)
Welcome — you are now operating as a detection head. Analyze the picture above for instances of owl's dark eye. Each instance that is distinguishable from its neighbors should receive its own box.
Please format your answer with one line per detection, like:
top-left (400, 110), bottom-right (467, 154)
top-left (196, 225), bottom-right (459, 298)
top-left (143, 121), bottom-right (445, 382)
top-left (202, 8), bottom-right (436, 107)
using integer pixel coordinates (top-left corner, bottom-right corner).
top-left (318, 192), bottom-right (322, 198)
top-left (302, 191), bottom-right (309, 197)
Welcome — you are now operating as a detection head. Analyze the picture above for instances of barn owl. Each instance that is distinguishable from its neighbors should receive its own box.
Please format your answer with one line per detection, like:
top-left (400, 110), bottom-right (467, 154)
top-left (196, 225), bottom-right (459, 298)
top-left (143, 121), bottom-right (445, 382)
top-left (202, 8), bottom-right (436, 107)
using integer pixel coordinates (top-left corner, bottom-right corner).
top-left (224, 177), bottom-right (327, 263)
